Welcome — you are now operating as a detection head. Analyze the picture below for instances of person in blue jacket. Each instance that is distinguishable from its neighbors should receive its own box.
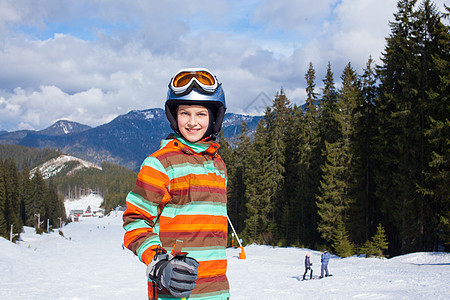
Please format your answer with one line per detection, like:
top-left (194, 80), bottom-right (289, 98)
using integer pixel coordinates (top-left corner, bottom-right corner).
top-left (320, 249), bottom-right (332, 278)
top-left (302, 252), bottom-right (313, 280)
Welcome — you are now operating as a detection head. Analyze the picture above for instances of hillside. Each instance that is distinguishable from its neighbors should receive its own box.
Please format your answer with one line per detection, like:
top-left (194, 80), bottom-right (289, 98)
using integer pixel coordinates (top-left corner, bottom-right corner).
top-left (31, 154), bottom-right (102, 179)
top-left (0, 144), bottom-right (61, 170)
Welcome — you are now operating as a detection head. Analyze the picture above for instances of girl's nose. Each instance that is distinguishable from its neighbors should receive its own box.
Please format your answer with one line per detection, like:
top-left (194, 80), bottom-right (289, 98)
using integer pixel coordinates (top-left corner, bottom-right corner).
top-left (187, 116), bottom-right (196, 125)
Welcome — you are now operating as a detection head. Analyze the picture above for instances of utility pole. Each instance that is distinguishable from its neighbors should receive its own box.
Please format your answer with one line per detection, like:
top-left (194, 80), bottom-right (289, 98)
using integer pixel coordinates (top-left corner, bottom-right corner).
top-left (47, 219), bottom-right (52, 232)
top-left (34, 213), bottom-right (43, 230)
top-left (10, 224), bottom-right (19, 242)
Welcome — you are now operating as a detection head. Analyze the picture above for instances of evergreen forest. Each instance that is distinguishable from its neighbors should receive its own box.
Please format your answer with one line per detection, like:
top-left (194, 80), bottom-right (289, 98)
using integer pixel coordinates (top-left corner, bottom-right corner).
top-left (0, 158), bottom-right (65, 240)
top-left (0, 145), bottom-right (137, 241)
top-left (220, 0), bottom-right (449, 257)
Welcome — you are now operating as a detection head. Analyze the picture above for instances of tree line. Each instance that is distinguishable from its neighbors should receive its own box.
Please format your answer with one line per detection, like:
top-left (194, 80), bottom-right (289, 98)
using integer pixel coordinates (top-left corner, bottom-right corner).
top-left (53, 162), bottom-right (136, 212)
top-left (0, 145), bottom-right (62, 171)
top-left (0, 159), bottom-right (66, 240)
top-left (0, 145), bottom-right (137, 241)
top-left (220, 0), bottom-right (449, 257)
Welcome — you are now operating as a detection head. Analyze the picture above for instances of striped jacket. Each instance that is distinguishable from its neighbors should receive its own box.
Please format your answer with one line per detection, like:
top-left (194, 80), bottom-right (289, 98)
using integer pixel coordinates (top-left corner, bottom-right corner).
top-left (123, 134), bottom-right (230, 300)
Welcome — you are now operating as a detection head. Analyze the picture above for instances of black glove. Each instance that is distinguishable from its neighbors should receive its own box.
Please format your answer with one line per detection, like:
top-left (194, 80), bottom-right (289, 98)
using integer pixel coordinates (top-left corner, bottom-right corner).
top-left (147, 250), bottom-right (199, 298)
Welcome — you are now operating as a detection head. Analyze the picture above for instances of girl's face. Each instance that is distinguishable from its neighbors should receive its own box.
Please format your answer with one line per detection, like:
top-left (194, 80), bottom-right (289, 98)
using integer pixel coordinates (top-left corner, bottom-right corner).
top-left (177, 105), bottom-right (209, 143)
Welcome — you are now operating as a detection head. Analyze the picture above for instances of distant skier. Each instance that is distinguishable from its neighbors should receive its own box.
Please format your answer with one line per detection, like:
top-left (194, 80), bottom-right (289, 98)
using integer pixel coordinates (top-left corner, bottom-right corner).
top-left (320, 249), bottom-right (332, 278)
top-left (302, 252), bottom-right (313, 280)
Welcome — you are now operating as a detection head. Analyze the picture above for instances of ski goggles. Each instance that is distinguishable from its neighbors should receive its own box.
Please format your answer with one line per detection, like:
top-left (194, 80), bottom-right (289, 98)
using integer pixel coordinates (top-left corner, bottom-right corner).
top-left (169, 68), bottom-right (219, 95)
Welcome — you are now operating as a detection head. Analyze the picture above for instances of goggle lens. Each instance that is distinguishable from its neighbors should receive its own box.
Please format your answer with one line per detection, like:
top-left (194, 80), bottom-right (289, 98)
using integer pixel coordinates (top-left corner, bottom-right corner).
top-left (173, 71), bottom-right (216, 88)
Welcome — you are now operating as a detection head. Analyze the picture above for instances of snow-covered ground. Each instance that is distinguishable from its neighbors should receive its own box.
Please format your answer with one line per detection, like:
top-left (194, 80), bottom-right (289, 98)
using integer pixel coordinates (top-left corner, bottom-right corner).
top-left (1, 197), bottom-right (449, 300)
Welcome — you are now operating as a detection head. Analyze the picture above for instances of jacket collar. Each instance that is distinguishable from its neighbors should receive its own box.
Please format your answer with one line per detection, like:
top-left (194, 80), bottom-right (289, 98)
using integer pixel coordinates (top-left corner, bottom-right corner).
top-left (161, 133), bottom-right (220, 156)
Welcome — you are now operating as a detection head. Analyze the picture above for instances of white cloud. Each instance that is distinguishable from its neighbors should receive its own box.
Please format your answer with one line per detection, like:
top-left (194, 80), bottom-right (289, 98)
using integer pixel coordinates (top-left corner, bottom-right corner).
top-left (252, 0), bottom-right (336, 36)
top-left (1, 0), bottom-right (445, 131)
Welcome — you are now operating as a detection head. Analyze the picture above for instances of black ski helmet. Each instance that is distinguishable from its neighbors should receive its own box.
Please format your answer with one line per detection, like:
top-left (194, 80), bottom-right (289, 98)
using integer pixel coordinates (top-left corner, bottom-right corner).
top-left (165, 68), bottom-right (226, 140)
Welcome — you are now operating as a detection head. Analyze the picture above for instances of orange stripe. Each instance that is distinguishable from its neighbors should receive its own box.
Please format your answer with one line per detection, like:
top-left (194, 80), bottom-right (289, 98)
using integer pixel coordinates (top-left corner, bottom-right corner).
top-left (154, 145), bottom-right (175, 155)
top-left (124, 227), bottom-right (153, 247)
top-left (161, 223), bottom-right (228, 232)
top-left (138, 165), bottom-right (169, 188)
top-left (163, 215), bottom-right (227, 224)
top-left (159, 215), bottom-right (227, 232)
top-left (198, 260), bottom-right (227, 277)
top-left (141, 245), bottom-right (161, 265)
top-left (124, 202), bottom-right (157, 223)
top-left (171, 174), bottom-right (225, 190)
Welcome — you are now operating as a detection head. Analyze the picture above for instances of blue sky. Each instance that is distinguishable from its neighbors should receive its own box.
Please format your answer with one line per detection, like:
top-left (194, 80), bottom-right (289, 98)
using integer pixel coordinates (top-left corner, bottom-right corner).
top-left (0, 0), bottom-right (447, 131)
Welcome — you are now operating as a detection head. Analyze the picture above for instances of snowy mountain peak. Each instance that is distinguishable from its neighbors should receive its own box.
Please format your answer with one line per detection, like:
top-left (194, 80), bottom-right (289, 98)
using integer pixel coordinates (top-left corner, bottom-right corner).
top-left (120, 108), bottom-right (165, 121)
top-left (31, 154), bottom-right (102, 179)
top-left (39, 120), bottom-right (91, 136)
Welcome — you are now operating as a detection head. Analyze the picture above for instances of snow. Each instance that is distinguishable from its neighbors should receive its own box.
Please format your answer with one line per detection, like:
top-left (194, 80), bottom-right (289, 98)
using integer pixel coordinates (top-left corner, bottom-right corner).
top-left (57, 122), bottom-right (72, 134)
top-left (31, 154), bottom-right (102, 179)
top-left (1, 196), bottom-right (449, 300)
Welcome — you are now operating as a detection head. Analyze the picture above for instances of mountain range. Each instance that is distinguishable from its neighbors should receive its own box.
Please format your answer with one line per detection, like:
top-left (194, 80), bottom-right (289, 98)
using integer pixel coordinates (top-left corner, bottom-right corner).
top-left (0, 108), bottom-right (261, 171)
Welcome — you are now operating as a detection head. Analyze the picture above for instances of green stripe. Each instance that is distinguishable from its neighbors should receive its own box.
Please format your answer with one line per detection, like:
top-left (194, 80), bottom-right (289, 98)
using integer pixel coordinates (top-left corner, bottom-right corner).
top-left (182, 246), bottom-right (227, 261)
top-left (160, 139), bottom-right (171, 149)
top-left (142, 156), bottom-right (167, 174)
top-left (162, 202), bottom-right (227, 218)
top-left (174, 134), bottom-right (211, 153)
top-left (123, 219), bottom-right (152, 232)
top-left (159, 135), bottom-right (212, 154)
top-left (169, 161), bottom-right (226, 180)
top-left (126, 192), bottom-right (159, 215)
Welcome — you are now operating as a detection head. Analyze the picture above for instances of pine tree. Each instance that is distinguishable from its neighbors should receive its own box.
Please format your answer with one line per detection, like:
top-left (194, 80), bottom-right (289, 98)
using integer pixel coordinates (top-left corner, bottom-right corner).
top-left (244, 90), bottom-right (290, 244)
top-left (415, 1), bottom-right (450, 251)
top-left (0, 163), bottom-right (7, 237)
top-left (30, 171), bottom-right (48, 230)
top-left (423, 118), bottom-right (450, 249)
top-left (351, 57), bottom-right (379, 243)
top-left (19, 166), bottom-right (34, 227)
top-left (371, 223), bottom-right (389, 257)
top-left (316, 64), bottom-right (341, 242)
top-left (46, 177), bottom-right (65, 229)
top-left (337, 62), bottom-right (363, 245)
top-left (270, 90), bottom-right (292, 243)
top-left (332, 222), bottom-right (355, 258)
top-left (224, 123), bottom-right (250, 233)
top-left (244, 118), bottom-right (273, 243)
top-left (292, 62), bottom-right (322, 247)
top-left (316, 140), bottom-right (347, 242)
top-left (375, 0), bottom-right (419, 255)
top-left (318, 62), bottom-right (340, 146)
top-left (280, 104), bottom-right (300, 246)
top-left (3, 159), bottom-right (22, 236)
top-left (317, 63), bottom-right (359, 248)
top-left (375, 0), bottom-right (449, 254)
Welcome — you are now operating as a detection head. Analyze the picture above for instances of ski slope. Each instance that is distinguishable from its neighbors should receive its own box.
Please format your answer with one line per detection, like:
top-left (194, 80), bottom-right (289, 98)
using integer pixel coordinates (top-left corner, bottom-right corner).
top-left (1, 197), bottom-right (449, 299)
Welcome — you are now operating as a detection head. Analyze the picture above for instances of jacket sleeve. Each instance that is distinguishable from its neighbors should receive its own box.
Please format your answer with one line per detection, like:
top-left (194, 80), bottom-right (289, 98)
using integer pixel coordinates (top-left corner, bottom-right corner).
top-left (123, 156), bottom-right (171, 265)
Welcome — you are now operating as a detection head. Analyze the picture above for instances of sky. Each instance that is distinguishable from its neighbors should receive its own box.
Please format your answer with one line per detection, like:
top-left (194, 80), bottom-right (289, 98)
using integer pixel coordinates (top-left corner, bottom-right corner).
top-left (0, 0), bottom-right (448, 131)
